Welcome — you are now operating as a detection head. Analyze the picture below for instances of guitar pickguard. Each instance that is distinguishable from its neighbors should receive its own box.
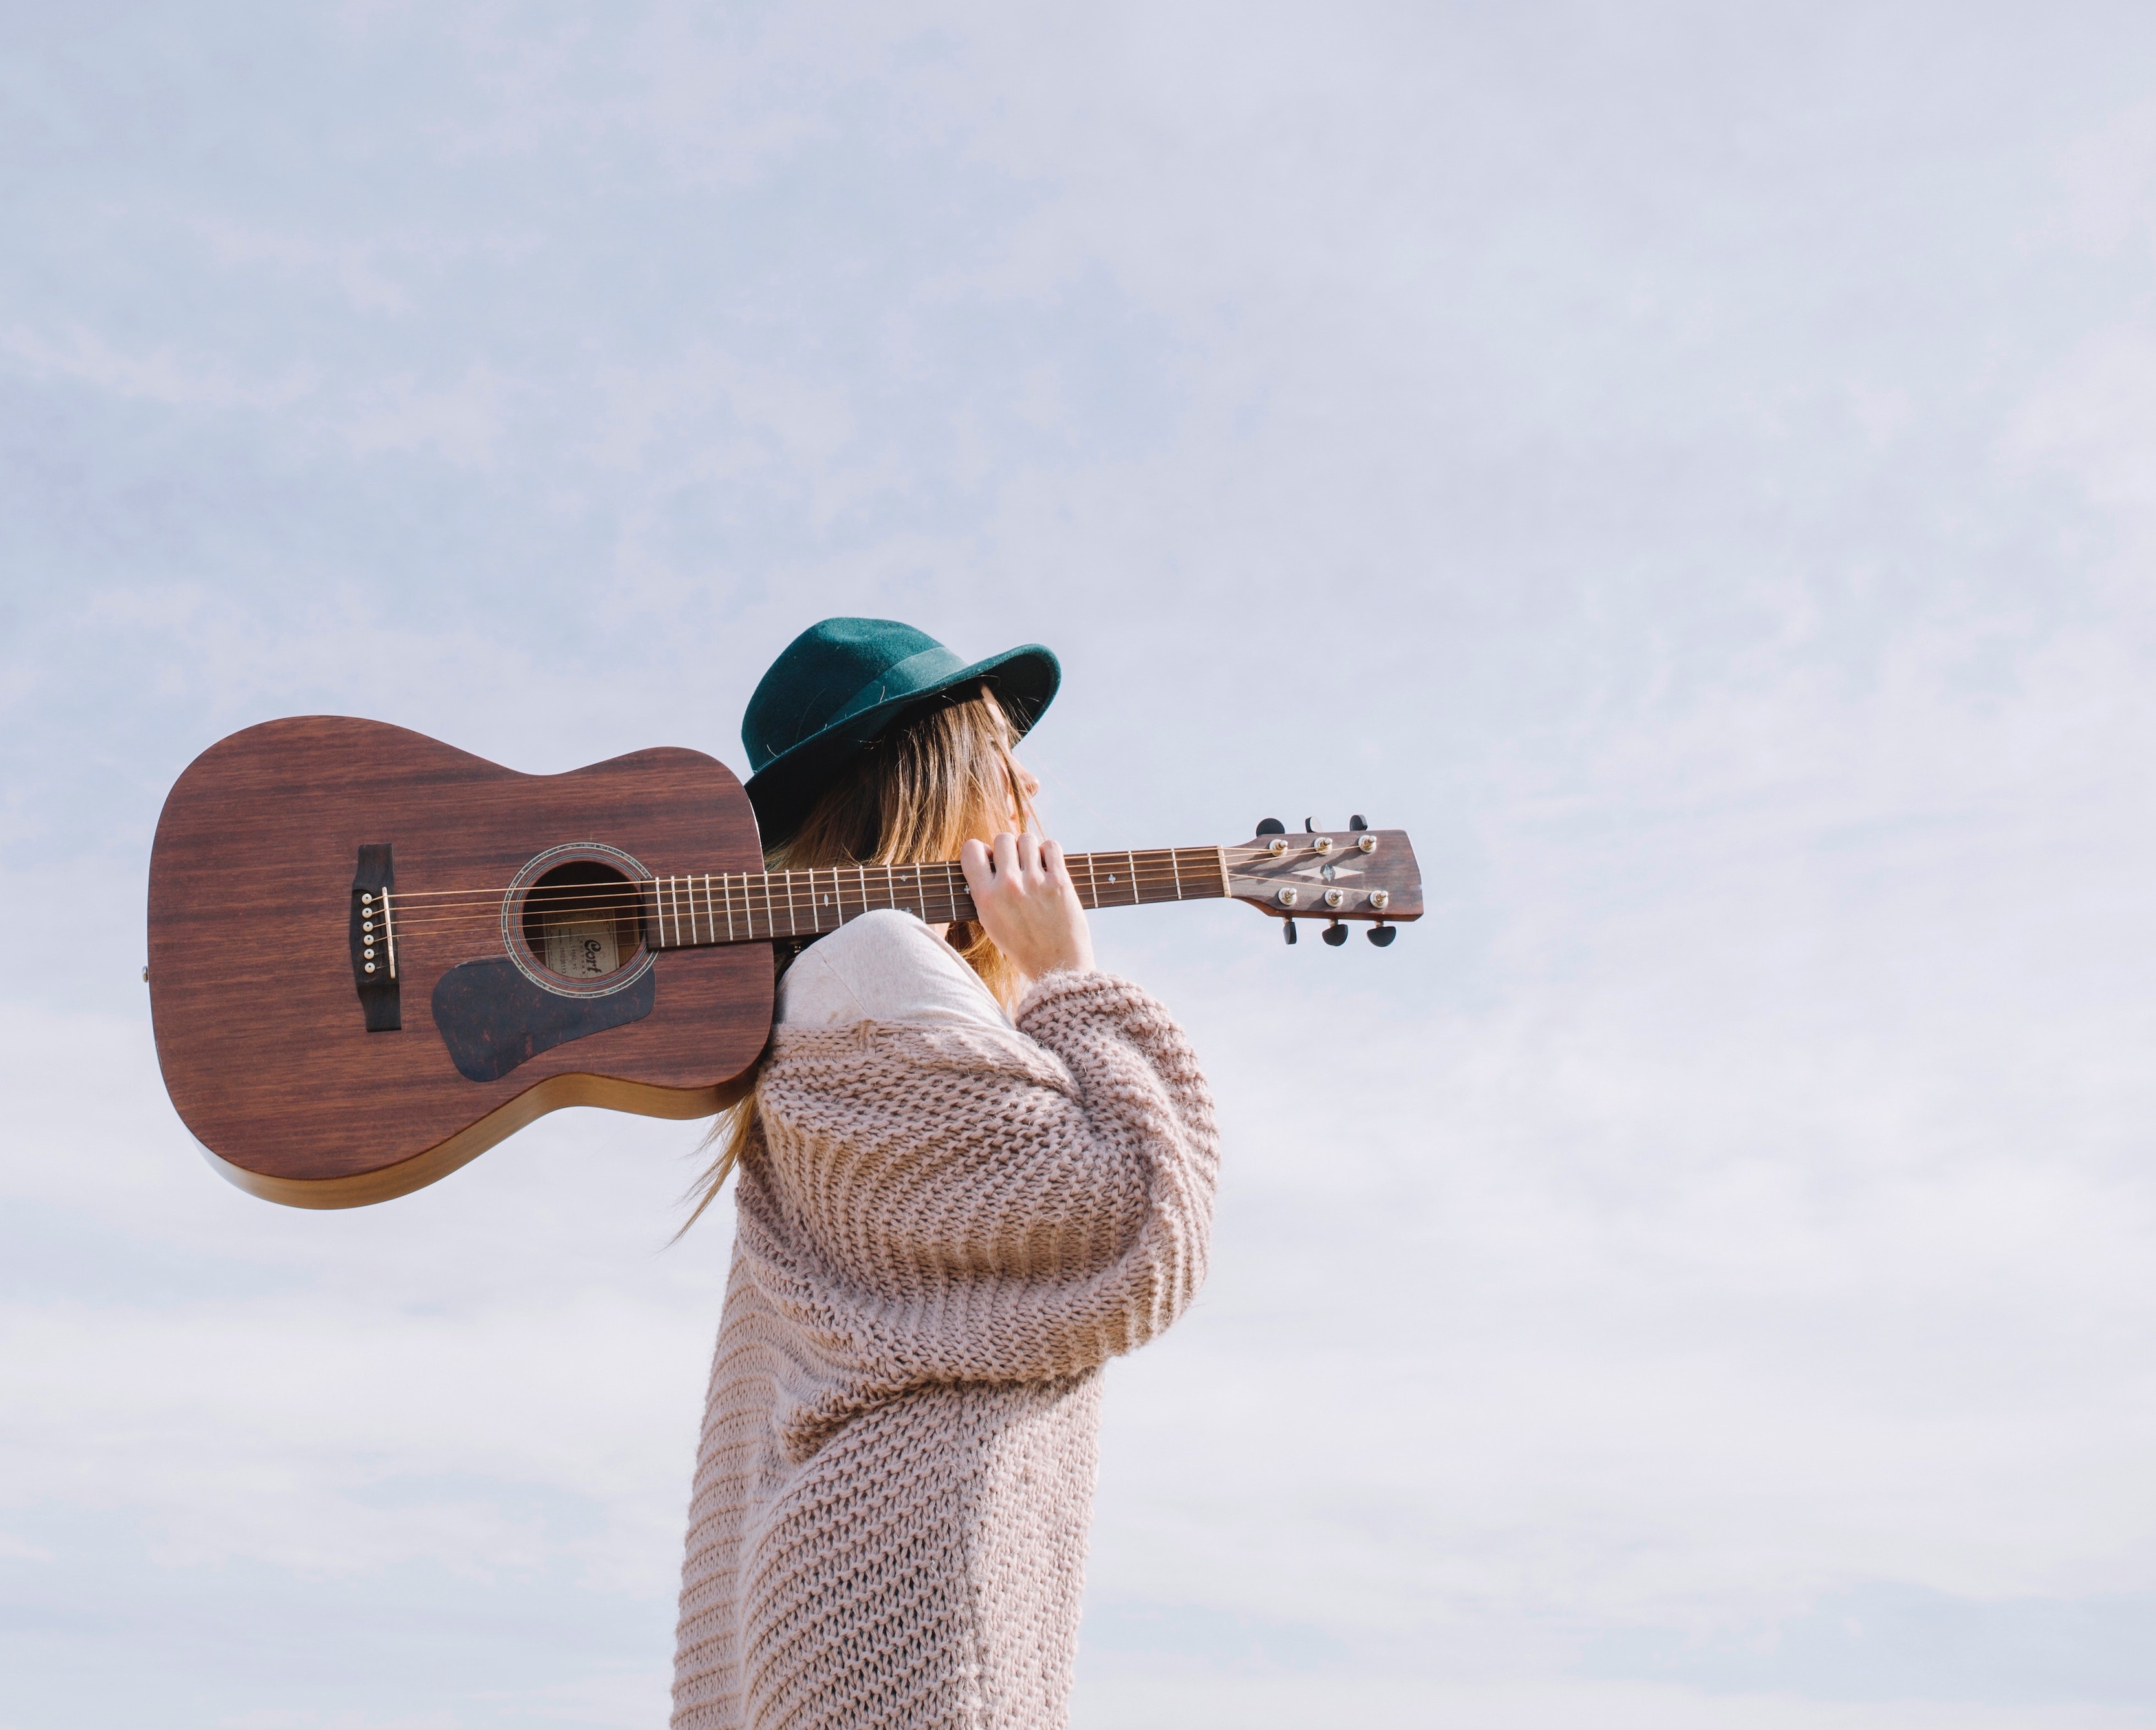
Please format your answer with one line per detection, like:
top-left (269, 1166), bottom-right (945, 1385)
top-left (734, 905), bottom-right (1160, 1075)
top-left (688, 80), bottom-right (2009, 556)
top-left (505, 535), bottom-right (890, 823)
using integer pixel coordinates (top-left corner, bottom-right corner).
top-left (430, 956), bottom-right (657, 1083)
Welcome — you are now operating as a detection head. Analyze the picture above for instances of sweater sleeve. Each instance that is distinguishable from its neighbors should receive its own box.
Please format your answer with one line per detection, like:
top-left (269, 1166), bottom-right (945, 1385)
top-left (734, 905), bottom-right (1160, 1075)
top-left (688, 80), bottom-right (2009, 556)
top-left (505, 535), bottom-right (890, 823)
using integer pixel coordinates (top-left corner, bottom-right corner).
top-left (734, 970), bottom-right (1218, 1432)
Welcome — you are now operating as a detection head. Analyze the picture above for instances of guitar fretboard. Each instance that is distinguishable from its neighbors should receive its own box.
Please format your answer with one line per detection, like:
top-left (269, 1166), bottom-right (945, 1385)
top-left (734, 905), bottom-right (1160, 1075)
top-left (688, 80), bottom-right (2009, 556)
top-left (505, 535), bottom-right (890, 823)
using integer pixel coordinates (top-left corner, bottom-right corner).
top-left (642, 846), bottom-right (1228, 949)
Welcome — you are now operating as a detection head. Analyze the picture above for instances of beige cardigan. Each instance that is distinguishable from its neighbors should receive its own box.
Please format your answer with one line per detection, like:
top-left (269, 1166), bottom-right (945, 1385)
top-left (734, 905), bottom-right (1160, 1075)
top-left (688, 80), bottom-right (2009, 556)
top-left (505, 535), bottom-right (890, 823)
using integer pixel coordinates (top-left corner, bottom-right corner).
top-left (670, 969), bottom-right (1219, 1730)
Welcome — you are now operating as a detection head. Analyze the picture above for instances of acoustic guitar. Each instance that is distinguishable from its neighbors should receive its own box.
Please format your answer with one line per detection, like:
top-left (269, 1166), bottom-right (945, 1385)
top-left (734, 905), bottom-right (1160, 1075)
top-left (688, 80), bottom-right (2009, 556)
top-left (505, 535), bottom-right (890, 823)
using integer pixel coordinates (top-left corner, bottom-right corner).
top-left (146, 717), bottom-right (1422, 1209)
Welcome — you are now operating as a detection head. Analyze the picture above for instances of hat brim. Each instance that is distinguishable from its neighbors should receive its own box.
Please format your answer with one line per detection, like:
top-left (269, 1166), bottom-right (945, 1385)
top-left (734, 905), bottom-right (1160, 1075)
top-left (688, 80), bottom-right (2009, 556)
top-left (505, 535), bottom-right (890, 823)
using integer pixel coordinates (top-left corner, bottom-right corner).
top-left (744, 643), bottom-right (1060, 850)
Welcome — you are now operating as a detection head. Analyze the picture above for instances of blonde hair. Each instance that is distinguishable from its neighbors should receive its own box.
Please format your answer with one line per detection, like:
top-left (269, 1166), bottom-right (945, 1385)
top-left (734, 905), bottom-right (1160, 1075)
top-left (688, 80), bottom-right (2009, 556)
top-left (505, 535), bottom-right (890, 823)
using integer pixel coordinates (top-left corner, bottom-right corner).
top-left (676, 684), bottom-right (1035, 1235)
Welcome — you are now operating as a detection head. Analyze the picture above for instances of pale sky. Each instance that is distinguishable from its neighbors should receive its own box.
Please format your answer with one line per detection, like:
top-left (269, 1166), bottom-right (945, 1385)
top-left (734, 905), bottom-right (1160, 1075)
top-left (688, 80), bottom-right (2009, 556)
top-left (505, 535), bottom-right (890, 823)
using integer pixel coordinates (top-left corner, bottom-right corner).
top-left (7, 5), bottom-right (2156, 1727)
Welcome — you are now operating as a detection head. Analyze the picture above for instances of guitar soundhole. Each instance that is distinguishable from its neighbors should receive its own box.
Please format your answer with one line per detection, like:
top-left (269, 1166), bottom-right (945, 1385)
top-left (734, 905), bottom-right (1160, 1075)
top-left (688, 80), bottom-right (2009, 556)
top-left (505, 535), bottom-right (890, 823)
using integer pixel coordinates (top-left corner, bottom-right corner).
top-left (520, 861), bottom-right (644, 982)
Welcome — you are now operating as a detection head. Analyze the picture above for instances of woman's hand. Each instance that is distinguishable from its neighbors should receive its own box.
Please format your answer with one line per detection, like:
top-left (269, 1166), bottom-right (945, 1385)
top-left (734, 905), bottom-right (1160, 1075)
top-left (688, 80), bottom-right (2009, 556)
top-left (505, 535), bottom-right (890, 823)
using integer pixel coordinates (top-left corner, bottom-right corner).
top-left (960, 832), bottom-right (1095, 980)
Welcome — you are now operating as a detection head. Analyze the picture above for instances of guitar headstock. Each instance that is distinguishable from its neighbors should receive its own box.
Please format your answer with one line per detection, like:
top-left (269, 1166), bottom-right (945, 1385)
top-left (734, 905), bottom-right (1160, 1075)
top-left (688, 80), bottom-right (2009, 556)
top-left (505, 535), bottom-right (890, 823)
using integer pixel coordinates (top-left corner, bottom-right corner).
top-left (1225, 817), bottom-right (1422, 946)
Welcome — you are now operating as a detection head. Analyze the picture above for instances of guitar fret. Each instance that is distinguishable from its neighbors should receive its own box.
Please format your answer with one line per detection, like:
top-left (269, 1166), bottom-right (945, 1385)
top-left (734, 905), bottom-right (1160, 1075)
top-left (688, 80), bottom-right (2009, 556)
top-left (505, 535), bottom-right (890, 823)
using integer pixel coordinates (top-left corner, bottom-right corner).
top-left (668, 838), bottom-right (1241, 950)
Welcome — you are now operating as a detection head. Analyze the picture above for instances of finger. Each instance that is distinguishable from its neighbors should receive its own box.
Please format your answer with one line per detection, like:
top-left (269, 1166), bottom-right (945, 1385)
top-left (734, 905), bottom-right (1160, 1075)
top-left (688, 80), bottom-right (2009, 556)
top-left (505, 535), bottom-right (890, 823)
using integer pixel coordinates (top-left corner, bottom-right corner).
top-left (1041, 838), bottom-right (1068, 886)
top-left (959, 836), bottom-right (993, 896)
top-left (992, 830), bottom-right (1019, 880)
top-left (1013, 830), bottom-right (1043, 881)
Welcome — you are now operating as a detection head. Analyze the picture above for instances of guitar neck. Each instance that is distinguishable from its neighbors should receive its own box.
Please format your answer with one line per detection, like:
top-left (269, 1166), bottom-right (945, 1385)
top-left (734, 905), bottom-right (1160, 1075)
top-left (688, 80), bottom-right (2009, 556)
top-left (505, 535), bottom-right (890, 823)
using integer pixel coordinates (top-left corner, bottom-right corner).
top-left (642, 846), bottom-right (1230, 949)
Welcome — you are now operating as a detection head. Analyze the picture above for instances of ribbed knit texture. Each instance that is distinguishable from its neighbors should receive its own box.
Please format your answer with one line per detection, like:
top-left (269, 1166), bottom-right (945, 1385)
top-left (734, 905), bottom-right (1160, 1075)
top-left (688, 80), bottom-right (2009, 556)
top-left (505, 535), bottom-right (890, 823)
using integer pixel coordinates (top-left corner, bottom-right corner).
top-left (671, 969), bottom-right (1219, 1730)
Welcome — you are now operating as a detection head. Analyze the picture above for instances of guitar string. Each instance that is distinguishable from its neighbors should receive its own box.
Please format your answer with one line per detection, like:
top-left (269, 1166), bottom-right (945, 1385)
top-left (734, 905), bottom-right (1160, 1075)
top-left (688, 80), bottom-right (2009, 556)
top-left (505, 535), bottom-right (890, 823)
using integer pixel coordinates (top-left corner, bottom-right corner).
top-left (367, 868), bottom-right (1233, 936)
top-left (368, 844), bottom-right (1241, 900)
top-left (373, 859), bottom-right (1226, 916)
top-left (358, 859), bottom-right (1269, 938)
top-left (358, 852), bottom-right (1316, 924)
top-left (378, 881), bottom-right (1205, 922)
top-left (364, 846), bottom-right (1285, 907)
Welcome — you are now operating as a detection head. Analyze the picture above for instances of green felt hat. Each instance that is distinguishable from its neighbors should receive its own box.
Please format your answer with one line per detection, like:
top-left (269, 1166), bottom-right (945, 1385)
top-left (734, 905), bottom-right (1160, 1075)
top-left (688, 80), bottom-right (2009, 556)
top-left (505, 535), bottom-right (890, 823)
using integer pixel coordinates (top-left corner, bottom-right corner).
top-left (742, 617), bottom-right (1060, 847)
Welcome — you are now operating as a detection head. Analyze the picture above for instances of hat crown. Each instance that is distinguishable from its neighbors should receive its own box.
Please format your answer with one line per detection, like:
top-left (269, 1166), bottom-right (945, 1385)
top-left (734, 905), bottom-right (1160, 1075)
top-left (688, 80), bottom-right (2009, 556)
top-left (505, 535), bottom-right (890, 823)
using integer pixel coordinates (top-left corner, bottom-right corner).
top-left (742, 617), bottom-right (963, 772)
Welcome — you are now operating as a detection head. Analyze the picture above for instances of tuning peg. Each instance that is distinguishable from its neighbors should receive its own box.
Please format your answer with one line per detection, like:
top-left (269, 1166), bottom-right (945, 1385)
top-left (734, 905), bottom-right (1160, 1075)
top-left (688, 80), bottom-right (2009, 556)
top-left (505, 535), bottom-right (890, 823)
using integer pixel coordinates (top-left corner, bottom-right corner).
top-left (1367, 923), bottom-right (1396, 947)
top-left (1322, 920), bottom-right (1348, 946)
top-left (1256, 817), bottom-right (1286, 836)
top-left (1303, 817), bottom-right (1318, 833)
top-left (1349, 814), bottom-right (1367, 831)
top-left (1282, 918), bottom-right (1298, 946)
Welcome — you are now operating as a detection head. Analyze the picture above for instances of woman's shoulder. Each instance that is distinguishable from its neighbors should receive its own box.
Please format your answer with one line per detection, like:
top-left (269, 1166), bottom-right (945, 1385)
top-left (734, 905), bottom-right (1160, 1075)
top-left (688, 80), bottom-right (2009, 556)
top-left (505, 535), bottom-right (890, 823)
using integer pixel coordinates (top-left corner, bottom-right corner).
top-left (776, 909), bottom-right (1013, 1031)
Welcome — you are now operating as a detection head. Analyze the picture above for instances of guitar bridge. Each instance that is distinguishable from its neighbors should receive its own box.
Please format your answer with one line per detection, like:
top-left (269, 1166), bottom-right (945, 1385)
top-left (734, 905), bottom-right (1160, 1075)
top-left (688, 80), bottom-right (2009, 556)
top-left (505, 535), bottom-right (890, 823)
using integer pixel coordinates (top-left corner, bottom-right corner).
top-left (351, 843), bottom-right (401, 1032)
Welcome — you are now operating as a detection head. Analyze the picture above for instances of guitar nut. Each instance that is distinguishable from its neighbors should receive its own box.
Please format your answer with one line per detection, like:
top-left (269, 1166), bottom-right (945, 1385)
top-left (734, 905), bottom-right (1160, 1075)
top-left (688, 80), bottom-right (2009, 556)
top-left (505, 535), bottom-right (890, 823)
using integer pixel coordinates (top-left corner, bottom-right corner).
top-left (1323, 887), bottom-right (1344, 908)
top-left (1369, 890), bottom-right (1389, 910)
top-left (1277, 887), bottom-right (1300, 907)
top-left (1357, 834), bottom-right (1377, 853)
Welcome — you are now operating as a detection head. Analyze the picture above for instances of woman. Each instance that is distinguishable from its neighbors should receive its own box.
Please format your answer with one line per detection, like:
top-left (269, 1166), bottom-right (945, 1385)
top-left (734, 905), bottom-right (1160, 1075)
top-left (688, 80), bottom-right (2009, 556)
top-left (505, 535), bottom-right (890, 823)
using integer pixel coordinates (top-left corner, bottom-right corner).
top-left (670, 618), bottom-right (1219, 1730)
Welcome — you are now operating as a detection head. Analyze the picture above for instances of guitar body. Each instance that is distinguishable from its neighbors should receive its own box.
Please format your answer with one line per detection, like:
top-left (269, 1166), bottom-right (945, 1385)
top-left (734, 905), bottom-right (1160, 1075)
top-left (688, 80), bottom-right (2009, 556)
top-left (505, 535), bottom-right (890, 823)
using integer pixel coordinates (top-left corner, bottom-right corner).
top-left (147, 717), bottom-right (772, 1209)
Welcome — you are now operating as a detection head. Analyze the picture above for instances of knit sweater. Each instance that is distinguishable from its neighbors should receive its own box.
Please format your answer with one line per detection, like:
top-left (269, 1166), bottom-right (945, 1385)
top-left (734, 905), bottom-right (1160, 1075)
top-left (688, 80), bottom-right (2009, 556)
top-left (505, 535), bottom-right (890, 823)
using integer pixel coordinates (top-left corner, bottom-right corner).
top-left (670, 968), bottom-right (1219, 1730)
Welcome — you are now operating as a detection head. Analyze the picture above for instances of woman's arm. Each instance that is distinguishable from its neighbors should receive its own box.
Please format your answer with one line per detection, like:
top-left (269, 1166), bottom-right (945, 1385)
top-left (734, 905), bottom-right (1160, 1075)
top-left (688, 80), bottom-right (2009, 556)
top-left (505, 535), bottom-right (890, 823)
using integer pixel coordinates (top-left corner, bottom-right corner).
top-left (737, 969), bottom-right (1219, 1392)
